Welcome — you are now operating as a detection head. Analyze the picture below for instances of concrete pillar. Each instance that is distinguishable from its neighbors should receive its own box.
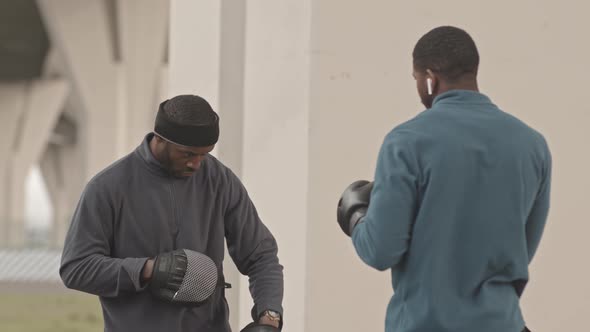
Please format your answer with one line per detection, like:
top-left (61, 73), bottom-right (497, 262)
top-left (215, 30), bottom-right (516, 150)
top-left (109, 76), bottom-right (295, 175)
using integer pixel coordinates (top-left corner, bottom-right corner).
top-left (158, 65), bottom-right (169, 106)
top-left (0, 83), bottom-right (28, 247)
top-left (217, 0), bottom-right (245, 174)
top-left (39, 95), bottom-right (85, 249)
top-left (40, 141), bottom-right (84, 249)
top-left (240, 2), bottom-right (311, 331)
top-left (303, 1), bottom-right (408, 330)
top-left (11, 79), bottom-right (69, 175)
top-left (117, 0), bottom-right (170, 153)
top-left (4, 79), bottom-right (69, 247)
top-left (40, 144), bottom-right (66, 248)
top-left (242, 1), bottom-right (401, 331)
top-left (168, 0), bottom-right (221, 108)
top-left (37, 0), bottom-right (119, 179)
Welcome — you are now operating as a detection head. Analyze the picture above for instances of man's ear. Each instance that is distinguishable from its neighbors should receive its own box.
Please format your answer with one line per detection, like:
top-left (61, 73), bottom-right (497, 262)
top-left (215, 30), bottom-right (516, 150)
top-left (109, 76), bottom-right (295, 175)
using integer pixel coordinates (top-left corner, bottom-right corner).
top-left (426, 69), bottom-right (438, 95)
top-left (152, 134), bottom-right (167, 150)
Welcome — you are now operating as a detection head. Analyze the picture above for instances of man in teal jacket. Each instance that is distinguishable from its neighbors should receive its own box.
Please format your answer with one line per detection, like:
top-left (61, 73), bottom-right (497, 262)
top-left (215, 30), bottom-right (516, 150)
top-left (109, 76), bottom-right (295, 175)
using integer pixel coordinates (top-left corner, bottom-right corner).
top-left (337, 26), bottom-right (551, 332)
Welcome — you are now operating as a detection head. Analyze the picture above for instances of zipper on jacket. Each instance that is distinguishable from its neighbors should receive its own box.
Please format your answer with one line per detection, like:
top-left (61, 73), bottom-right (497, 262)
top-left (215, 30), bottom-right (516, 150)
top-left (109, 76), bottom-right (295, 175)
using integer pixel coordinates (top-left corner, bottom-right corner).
top-left (168, 182), bottom-right (179, 248)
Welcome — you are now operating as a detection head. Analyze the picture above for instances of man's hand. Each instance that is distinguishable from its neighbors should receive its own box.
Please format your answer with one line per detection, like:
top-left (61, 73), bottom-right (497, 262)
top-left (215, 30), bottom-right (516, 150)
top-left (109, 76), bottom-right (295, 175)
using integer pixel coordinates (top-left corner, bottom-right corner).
top-left (141, 258), bottom-right (155, 283)
top-left (258, 316), bottom-right (280, 328)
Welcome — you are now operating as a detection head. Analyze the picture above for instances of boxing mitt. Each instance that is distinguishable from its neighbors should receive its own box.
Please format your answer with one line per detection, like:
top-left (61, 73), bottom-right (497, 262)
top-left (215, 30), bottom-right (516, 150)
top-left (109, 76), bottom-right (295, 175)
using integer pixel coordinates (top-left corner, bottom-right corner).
top-left (337, 180), bottom-right (373, 236)
top-left (240, 322), bottom-right (280, 332)
top-left (149, 249), bottom-right (220, 306)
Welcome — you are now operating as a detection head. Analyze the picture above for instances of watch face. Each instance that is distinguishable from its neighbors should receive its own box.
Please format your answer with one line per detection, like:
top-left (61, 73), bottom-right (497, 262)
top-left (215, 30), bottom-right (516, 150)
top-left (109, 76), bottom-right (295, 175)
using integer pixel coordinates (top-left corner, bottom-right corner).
top-left (266, 310), bottom-right (280, 319)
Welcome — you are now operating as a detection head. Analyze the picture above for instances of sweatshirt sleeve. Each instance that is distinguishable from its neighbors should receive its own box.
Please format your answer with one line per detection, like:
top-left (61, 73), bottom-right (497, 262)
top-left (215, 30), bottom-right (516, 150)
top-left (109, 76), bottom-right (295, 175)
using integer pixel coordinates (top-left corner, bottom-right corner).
top-left (352, 132), bottom-right (419, 271)
top-left (223, 169), bottom-right (284, 320)
top-left (60, 180), bottom-right (149, 297)
top-left (525, 138), bottom-right (552, 263)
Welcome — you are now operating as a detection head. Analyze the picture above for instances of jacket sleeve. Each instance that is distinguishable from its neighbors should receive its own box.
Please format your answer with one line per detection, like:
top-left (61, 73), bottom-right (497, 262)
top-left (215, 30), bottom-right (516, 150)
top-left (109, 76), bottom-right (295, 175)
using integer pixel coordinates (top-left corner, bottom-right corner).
top-left (60, 181), bottom-right (148, 297)
top-left (525, 138), bottom-right (552, 263)
top-left (223, 169), bottom-right (284, 320)
top-left (352, 132), bottom-right (419, 271)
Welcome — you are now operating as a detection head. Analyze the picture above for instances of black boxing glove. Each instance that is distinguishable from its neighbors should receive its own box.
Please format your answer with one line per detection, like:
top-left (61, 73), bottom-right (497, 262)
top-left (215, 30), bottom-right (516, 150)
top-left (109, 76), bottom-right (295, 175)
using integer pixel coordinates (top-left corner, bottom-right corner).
top-left (149, 249), bottom-right (220, 306)
top-left (240, 322), bottom-right (280, 332)
top-left (337, 180), bottom-right (374, 236)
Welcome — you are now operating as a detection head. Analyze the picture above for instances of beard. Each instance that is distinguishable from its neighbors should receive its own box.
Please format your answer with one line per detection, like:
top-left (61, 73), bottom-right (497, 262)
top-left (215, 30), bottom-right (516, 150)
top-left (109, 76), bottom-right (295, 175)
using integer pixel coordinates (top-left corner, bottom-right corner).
top-left (160, 143), bottom-right (195, 178)
top-left (159, 143), bottom-right (175, 174)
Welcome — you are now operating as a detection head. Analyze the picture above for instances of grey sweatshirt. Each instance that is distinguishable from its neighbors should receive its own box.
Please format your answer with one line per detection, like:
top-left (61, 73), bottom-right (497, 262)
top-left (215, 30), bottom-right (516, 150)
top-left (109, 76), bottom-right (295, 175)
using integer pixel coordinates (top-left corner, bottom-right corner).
top-left (60, 133), bottom-right (284, 332)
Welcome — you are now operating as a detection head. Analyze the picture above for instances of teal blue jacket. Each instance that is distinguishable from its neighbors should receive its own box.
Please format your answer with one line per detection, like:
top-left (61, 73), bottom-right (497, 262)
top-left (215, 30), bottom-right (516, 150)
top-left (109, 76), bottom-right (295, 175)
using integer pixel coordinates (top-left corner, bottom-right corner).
top-left (352, 90), bottom-right (551, 332)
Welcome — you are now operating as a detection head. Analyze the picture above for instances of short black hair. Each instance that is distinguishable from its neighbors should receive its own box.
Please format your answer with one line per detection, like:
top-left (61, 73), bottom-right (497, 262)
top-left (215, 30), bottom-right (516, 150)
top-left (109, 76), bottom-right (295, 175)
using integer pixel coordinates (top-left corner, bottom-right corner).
top-left (413, 26), bottom-right (479, 82)
top-left (162, 94), bottom-right (218, 126)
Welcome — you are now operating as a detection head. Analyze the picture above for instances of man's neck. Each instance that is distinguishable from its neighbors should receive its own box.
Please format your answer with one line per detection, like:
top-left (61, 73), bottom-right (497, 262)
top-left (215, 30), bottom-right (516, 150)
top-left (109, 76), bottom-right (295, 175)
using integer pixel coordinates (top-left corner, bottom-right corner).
top-left (438, 80), bottom-right (479, 95)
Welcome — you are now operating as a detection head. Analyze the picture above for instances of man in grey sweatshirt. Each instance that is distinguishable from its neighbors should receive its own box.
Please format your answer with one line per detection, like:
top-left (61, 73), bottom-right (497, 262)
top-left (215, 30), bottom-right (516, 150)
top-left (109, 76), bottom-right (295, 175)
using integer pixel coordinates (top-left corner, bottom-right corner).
top-left (60, 95), bottom-right (284, 332)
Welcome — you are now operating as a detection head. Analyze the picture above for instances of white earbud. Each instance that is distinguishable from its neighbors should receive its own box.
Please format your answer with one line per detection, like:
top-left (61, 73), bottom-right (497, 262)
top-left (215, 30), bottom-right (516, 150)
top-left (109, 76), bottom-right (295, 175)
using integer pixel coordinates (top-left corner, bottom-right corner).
top-left (427, 78), bottom-right (433, 96)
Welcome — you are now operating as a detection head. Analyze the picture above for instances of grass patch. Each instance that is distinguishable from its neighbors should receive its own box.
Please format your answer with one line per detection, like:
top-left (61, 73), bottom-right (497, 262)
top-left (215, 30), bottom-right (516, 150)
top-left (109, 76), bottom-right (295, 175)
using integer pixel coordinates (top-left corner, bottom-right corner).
top-left (0, 290), bottom-right (103, 332)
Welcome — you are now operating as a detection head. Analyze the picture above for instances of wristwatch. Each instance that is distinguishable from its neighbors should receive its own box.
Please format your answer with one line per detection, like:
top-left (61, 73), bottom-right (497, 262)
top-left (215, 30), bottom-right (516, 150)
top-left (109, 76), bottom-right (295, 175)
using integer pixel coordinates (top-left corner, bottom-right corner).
top-left (262, 310), bottom-right (281, 322)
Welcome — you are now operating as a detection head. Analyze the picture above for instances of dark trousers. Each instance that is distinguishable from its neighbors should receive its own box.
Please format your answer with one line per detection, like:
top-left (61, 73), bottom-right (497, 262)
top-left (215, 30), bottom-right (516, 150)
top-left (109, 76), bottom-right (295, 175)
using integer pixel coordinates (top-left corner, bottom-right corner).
top-left (523, 327), bottom-right (531, 332)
